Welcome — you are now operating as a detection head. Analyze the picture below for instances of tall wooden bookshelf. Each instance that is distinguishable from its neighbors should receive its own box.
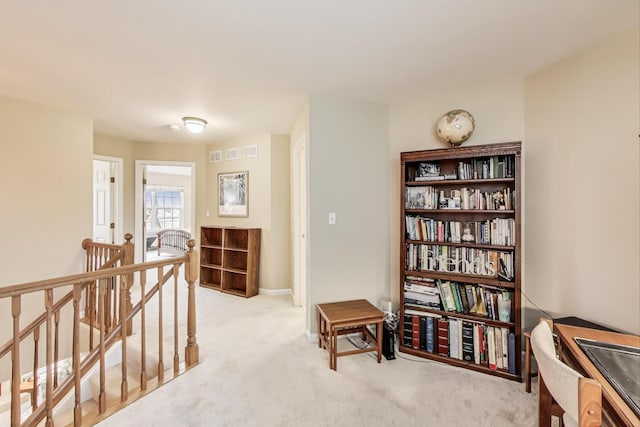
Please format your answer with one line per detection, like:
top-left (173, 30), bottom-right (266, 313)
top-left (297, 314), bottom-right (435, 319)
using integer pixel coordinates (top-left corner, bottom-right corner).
top-left (200, 226), bottom-right (261, 298)
top-left (399, 142), bottom-right (522, 381)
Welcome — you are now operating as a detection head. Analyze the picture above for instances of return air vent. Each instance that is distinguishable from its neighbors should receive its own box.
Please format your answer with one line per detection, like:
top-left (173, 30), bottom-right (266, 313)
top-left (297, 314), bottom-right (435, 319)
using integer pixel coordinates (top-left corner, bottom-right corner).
top-left (244, 144), bottom-right (258, 158)
top-left (226, 148), bottom-right (240, 161)
top-left (209, 150), bottom-right (222, 163)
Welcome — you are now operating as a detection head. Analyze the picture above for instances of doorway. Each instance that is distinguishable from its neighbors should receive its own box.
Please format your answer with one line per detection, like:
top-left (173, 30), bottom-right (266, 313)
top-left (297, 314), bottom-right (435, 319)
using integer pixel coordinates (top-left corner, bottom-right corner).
top-left (93, 156), bottom-right (123, 244)
top-left (134, 161), bottom-right (196, 263)
top-left (292, 132), bottom-right (309, 317)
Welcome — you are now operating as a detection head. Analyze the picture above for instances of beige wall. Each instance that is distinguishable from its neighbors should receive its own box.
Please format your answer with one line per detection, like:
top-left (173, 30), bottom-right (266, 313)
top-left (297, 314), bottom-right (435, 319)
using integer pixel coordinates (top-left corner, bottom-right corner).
top-left (269, 135), bottom-right (292, 290)
top-left (388, 78), bottom-right (526, 307)
top-left (0, 95), bottom-right (93, 378)
top-left (307, 95), bottom-right (389, 333)
top-left (205, 134), bottom-right (291, 291)
top-left (524, 26), bottom-right (640, 334)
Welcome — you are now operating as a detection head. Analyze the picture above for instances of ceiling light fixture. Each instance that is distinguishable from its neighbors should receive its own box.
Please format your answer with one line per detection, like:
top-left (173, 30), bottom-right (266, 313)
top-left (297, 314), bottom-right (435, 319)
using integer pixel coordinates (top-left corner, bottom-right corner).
top-left (182, 116), bottom-right (207, 134)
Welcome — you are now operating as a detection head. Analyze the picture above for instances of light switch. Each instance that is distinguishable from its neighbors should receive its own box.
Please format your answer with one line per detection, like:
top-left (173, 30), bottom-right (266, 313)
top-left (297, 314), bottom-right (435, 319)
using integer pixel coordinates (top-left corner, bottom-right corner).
top-left (328, 212), bottom-right (336, 225)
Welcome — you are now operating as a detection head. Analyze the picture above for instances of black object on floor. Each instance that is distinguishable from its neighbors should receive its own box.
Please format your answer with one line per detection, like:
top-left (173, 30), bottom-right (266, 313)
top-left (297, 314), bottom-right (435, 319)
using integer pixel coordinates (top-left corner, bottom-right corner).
top-left (382, 324), bottom-right (395, 360)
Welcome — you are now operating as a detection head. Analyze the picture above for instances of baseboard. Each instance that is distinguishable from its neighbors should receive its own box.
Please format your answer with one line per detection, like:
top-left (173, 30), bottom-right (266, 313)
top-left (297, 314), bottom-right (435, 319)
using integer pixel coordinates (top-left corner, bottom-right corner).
top-left (307, 331), bottom-right (317, 342)
top-left (258, 288), bottom-right (292, 296)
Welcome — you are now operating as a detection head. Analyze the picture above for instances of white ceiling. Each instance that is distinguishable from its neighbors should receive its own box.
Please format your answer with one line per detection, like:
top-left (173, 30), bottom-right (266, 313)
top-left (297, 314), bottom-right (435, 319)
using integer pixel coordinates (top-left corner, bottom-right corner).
top-left (0, 1), bottom-right (637, 144)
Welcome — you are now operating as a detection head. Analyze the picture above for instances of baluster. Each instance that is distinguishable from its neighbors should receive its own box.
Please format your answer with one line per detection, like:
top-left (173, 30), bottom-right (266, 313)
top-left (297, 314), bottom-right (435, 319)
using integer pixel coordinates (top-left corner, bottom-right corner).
top-left (157, 266), bottom-right (164, 384)
top-left (120, 273), bottom-right (128, 402)
top-left (98, 279), bottom-right (107, 413)
top-left (123, 236), bottom-right (134, 336)
top-left (112, 275), bottom-right (119, 329)
top-left (11, 295), bottom-right (21, 427)
top-left (83, 241), bottom-right (91, 317)
top-left (45, 290), bottom-right (53, 427)
top-left (105, 277), bottom-right (113, 332)
top-left (140, 270), bottom-right (148, 391)
top-left (185, 240), bottom-right (199, 366)
top-left (32, 325), bottom-right (40, 410)
top-left (72, 284), bottom-right (82, 425)
top-left (53, 309), bottom-right (60, 389)
top-left (89, 280), bottom-right (95, 350)
top-left (173, 264), bottom-right (179, 376)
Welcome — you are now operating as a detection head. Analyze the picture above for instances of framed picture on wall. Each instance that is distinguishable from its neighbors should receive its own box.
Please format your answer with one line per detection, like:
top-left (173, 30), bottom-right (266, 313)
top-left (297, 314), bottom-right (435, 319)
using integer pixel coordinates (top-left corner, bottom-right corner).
top-left (218, 171), bottom-right (248, 217)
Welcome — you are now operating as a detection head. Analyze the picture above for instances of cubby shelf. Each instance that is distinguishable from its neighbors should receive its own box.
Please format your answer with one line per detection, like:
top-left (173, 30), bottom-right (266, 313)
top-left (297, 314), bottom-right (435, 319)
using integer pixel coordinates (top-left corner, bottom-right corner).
top-left (200, 226), bottom-right (261, 298)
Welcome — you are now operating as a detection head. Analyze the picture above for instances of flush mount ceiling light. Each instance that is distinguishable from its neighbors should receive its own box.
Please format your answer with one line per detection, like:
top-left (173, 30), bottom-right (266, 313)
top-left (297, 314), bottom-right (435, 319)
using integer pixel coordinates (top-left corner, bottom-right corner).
top-left (182, 116), bottom-right (207, 134)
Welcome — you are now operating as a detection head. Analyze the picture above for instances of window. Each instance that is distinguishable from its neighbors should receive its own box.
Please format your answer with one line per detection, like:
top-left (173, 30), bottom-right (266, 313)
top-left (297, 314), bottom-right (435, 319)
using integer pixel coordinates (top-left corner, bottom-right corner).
top-left (145, 185), bottom-right (184, 231)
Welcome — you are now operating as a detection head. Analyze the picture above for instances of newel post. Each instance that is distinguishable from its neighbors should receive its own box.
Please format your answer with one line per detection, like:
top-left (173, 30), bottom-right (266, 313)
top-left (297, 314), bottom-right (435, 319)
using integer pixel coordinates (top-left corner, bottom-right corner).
top-left (184, 239), bottom-right (200, 367)
top-left (123, 233), bottom-right (134, 335)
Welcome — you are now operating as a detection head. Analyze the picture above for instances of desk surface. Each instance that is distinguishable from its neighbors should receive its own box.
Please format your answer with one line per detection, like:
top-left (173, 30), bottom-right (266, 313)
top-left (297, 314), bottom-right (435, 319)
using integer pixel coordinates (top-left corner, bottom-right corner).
top-left (317, 299), bottom-right (383, 324)
top-left (555, 323), bottom-right (640, 427)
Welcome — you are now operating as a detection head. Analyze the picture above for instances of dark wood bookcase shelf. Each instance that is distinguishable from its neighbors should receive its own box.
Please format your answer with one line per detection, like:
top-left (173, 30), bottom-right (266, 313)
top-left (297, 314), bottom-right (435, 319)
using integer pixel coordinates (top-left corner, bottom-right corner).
top-left (200, 226), bottom-right (261, 298)
top-left (400, 142), bottom-right (522, 381)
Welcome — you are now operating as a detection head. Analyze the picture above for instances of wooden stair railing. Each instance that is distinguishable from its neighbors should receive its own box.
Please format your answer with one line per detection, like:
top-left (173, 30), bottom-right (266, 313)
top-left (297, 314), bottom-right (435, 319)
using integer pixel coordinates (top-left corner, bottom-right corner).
top-left (0, 238), bottom-right (199, 427)
top-left (81, 234), bottom-right (135, 343)
top-left (0, 235), bottom-right (131, 410)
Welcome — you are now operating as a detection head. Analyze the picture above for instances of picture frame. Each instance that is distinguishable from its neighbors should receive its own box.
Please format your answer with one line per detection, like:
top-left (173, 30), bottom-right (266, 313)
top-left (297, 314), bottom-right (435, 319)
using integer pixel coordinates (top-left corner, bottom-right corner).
top-left (218, 171), bottom-right (248, 217)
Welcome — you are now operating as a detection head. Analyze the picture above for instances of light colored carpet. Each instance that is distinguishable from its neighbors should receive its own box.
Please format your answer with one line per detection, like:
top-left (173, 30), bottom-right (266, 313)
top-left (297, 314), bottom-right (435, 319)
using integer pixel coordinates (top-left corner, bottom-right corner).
top-left (97, 285), bottom-right (538, 427)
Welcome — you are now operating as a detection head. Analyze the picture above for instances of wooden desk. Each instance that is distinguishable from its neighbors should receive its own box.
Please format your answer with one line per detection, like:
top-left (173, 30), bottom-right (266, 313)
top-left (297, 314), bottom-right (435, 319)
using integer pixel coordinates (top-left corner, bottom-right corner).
top-left (554, 323), bottom-right (640, 427)
top-left (317, 300), bottom-right (383, 371)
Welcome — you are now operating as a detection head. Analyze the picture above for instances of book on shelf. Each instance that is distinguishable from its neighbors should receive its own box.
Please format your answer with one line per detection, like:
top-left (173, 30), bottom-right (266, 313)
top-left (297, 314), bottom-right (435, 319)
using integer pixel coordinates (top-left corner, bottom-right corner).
top-left (487, 327), bottom-right (497, 370)
top-left (419, 316), bottom-right (427, 350)
top-left (426, 316), bottom-right (436, 353)
top-left (495, 327), bottom-right (503, 370)
top-left (437, 318), bottom-right (449, 357)
top-left (465, 284), bottom-right (477, 314)
top-left (412, 315), bottom-right (420, 350)
top-left (473, 323), bottom-right (481, 364)
top-left (415, 175), bottom-right (445, 181)
top-left (501, 327), bottom-right (509, 369)
top-left (508, 332), bottom-right (516, 374)
top-left (462, 321), bottom-right (475, 362)
top-left (403, 314), bottom-right (413, 347)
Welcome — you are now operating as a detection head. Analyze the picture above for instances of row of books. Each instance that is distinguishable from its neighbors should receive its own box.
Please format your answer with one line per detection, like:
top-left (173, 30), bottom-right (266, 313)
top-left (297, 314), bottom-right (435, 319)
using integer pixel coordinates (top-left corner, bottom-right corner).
top-left (404, 276), bottom-right (513, 321)
top-left (410, 156), bottom-right (515, 181)
top-left (402, 311), bottom-right (516, 373)
top-left (405, 186), bottom-right (515, 211)
top-left (405, 244), bottom-right (514, 280)
top-left (457, 156), bottom-right (515, 180)
top-left (459, 187), bottom-right (513, 211)
top-left (405, 216), bottom-right (516, 246)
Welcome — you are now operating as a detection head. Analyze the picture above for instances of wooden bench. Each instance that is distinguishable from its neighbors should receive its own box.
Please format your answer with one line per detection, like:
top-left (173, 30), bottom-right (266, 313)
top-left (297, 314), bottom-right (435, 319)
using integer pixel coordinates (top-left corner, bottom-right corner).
top-left (156, 229), bottom-right (191, 256)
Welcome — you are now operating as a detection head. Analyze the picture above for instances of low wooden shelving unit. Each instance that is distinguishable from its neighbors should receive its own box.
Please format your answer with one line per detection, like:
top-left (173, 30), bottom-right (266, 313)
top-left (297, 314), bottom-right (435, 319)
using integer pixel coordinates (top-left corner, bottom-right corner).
top-left (200, 226), bottom-right (261, 298)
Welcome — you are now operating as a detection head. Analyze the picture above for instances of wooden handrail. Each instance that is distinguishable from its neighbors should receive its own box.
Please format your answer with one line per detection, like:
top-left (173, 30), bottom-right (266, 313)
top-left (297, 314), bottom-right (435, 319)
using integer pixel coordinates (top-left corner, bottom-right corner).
top-left (0, 256), bottom-right (187, 299)
top-left (4, 237), bottom-right (199, 426)
top-left (21, 256), bottom-right (187, 426)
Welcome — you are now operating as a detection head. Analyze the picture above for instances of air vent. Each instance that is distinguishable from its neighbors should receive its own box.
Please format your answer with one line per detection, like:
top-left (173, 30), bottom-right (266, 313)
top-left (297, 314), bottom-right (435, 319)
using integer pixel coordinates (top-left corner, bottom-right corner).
top-left (226, 148), bottom-right (240, 161)
top-left (209, 150), bottom-right (222, 163)
top-left (244, 144), bottom-right (259, 158)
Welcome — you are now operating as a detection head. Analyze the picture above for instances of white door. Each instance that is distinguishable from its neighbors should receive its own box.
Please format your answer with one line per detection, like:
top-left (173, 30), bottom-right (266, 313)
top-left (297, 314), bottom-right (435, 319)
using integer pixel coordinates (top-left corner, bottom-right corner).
top-left (292, 133), bottom-right (308, 310)
top-left (93, 159), bottom-right (112, 243)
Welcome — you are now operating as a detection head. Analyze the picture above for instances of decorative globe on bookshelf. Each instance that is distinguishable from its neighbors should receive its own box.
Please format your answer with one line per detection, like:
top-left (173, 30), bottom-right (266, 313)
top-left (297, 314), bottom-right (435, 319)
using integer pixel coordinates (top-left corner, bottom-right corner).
top-left (436, 109), bottom-right (475, 147)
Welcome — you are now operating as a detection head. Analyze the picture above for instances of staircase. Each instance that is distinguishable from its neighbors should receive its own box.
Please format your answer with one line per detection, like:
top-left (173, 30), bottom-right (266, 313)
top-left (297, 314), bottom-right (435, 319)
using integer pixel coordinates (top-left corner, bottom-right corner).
top-left (0, 235), bottom-right (200, 426)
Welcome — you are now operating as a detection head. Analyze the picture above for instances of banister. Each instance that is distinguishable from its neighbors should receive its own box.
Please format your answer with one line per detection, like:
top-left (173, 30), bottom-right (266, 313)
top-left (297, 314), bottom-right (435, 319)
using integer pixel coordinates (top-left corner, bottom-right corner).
top-left (22, 262), bottom-right (178, 426)
top-left (0, 292), bottom-right (73, 359)
top-left (0, 256), bottom-right (188, 299)
top-left (3, 236), bottom-right (198, 426)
